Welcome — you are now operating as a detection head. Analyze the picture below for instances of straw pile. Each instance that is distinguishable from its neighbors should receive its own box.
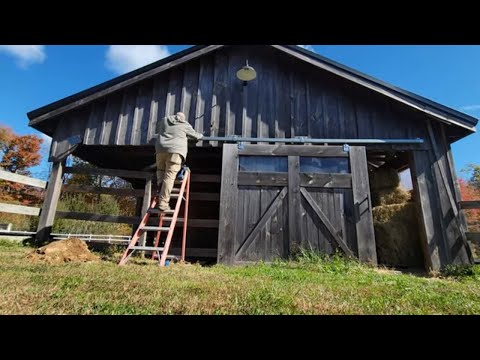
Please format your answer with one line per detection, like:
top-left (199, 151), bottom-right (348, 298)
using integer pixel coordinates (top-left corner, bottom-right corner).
top-left (371, 167), bottom-right (423, 268)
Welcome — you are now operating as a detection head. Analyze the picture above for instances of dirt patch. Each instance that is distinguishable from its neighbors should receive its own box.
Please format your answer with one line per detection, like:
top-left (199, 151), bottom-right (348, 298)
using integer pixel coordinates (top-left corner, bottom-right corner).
top-left (28, 238), bottom-right (99, 264)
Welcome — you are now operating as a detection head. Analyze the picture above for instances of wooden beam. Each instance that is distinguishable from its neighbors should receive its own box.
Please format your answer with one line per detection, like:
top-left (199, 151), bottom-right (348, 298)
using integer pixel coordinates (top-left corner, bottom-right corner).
top-left (300, 173), bottom-right (352, 188)
top-left (0, 203), bottom-right (41, 216)
top-left (29, 46), bottom-right (224, 125)
top-left (237, 172), bottom-right (352, 188)
top-left (235, 187), bottom-right (288, 258)
top-left (410, 151), bottom-right (440, 271)
top-left (64, 166), bottom-right (152, 179)
top-left (139, 178), bottom-right (152, 248)
top-left (288, 156), bottom-right (302, 252)
top-left (62, 184), bottom-right (145, 197)
top-left (0, 170), bottom-right (47, 189)
top-left (56, 212), bottom-right (138, 224)
top-left (349, 147), bottom-right (377, 264)
top-left (459, 201), bottom-right (480, 210)
top-left (35, 161), bottom-right (64, 244)
top-left (189, 192), bottom-right (220, 201)
top-left (238, 144), bottom-right (348, 157)
top-left (55, 211), bottom-right (218, 228)
top-left (238, 172), bottom-right (288, 186)
top-left (466, 233), bottom-right (480, 243)
top-left (190, 174), bottom-right (221, 183)
top-left (217, 144), bottom-right (238, 265)
top-left (427, 120), bottom-right (473, 264)
top-left (300, 188), bottom-right (354, 257)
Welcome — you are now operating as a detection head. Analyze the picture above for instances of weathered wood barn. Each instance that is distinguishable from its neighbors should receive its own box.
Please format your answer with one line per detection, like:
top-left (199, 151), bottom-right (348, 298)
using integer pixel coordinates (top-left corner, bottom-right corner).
top-left (27, 45), bottom-right (478, 271)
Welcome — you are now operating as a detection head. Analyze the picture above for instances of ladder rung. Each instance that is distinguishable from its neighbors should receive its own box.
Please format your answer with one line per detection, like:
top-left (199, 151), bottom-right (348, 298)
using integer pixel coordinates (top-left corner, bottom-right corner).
top-left (148, 209), bottom-right (175, 215)
top-left (140, 226), bottom-right (170, 232)
top-left (129, 246), bottom-right (165, 251)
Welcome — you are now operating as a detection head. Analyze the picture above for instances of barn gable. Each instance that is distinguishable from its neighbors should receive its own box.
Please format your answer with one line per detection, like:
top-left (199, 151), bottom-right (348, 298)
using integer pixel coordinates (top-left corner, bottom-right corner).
top-left (27, 45), bottom-right (477, 137)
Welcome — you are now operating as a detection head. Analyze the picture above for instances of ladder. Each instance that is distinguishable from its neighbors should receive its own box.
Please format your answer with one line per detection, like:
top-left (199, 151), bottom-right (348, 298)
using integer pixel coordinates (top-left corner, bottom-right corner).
top-left (118, 167), bottom-right (191, 267)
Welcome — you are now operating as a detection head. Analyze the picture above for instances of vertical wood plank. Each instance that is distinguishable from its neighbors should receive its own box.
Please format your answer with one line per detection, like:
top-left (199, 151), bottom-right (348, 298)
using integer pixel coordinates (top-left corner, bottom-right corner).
top-left (246, 57), bottom-right (259, 139)
top-left (443, 125), bottom-right (470, 241)
top-left (289, 73), bottom-right (296, 138)
top-left (349, 146), bottom-right (377, 264)
top-left (410, 150), bottom-right (441, 271)
top-left (115, 91), bottom-right (128, 145)
top-left (85, 101), bottom-right (106, 145)
top-left (274, 61), bottom-right (290, 139)
top-left (181, 62), bottom-right (199, 126)
top-left (132, 83), bottom-right (152, 145)
top-left (218, 144), bottom-right (238, 264)
top-left (35, 161), bottom-right (64, 244)
top-left (211, 52), bottom-right (228, 145)
top-left (288, 156), bottom-right (302, 253)
top-left (100, 93), bottom-right (122, 145)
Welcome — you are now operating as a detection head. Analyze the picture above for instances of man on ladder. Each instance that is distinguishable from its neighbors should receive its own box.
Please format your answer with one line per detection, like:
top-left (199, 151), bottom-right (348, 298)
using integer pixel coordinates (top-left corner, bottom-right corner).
top-left (154, 112), bottom-right (203, 211)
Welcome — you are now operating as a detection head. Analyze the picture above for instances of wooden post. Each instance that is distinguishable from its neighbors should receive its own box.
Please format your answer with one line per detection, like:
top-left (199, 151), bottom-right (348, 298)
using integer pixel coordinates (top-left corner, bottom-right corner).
top-left (139, 178), bottom-right (152, 248)
top-left (217, 144), bottom-right (238, 265)
top-left (410, 151), bottom-right (441, 271)
top-left (288, 156), bottom-right (302, 255)
top-left (35, 160), bottom-right (65, 244)
top-left (349, 146), bottom-right (377, 264)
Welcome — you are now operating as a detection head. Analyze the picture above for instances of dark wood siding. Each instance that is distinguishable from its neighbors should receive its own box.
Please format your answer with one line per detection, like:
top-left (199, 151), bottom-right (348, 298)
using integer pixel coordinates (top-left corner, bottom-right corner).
top-left (51, 45), bottom-right (430, 159)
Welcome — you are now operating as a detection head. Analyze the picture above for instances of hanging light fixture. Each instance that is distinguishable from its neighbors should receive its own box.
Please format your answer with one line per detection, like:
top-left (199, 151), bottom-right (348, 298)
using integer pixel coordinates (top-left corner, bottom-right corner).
top-left (236, 60), bottom-right (257, 86)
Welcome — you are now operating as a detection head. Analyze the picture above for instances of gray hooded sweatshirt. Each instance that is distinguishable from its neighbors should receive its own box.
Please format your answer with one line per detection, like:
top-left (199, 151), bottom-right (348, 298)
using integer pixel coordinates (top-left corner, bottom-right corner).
top-left (155, 114), bottom-right (203, 161)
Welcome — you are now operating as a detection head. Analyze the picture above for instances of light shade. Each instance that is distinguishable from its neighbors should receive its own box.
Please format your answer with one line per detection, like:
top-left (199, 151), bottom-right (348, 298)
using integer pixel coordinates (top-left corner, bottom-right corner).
top-left (236, 60), bottom-right (257, 82)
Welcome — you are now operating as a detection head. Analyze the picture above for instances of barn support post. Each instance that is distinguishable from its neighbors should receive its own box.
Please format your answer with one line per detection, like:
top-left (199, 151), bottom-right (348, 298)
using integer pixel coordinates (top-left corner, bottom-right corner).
top-left (217, 144), bottom-right (239, 265)
top-left (349, 146), bottom-right (377, 264)
top-left (35, 160), bottom-right (65, 245)
top-left (139, 178), bottom-right (152, 249)
top-left (410, 150), bottom-right (441, 271)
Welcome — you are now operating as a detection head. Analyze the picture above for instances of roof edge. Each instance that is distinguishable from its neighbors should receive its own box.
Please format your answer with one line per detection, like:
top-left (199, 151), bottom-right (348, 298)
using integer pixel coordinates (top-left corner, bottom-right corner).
top-left (27, 45), bottom-right (210, 121)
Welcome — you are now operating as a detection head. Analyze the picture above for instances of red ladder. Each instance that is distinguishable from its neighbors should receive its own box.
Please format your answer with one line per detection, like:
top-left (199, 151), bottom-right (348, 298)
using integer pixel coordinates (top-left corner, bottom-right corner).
top-left (118, 169), bottom-right (191, 267)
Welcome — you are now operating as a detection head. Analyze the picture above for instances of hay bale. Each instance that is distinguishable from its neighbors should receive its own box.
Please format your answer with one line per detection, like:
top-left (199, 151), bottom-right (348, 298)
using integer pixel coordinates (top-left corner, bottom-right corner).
top-left (372, 187), bottom-right (411, 207)
top-left (370, 167), bottom-right (400, 190)
top-left (373, 203), bottom-right (424, 268)
top-left (28, 238), bottom-right (99, 264)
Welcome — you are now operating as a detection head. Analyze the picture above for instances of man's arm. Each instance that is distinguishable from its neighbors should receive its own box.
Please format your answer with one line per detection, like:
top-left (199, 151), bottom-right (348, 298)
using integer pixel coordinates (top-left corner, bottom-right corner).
top-left (185, 123), bottom-right (203, 140)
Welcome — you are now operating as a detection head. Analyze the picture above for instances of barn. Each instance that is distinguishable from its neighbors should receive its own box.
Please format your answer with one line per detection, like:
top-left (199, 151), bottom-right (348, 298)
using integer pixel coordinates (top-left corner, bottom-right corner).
top-left (27, 45), bottom-right (478, 271)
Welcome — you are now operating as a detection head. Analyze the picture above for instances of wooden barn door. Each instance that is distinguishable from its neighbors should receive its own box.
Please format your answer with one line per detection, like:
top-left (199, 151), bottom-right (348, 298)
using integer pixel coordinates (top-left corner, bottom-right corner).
top-left (218, 144), bottom-right (376, 265)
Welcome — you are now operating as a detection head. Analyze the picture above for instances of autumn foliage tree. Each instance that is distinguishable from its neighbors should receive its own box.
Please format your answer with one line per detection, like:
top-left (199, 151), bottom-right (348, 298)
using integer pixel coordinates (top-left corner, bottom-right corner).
top-left (459, 177), bottom-right (480, 233)
top-left (0, 125), bottom-right (44, 204)
top-left (0, 126), bottom-right (43, 175)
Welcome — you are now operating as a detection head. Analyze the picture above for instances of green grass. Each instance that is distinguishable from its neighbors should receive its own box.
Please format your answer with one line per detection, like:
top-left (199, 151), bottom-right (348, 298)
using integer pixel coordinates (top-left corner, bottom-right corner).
top-left (1, 241), bottom-right (480, 314)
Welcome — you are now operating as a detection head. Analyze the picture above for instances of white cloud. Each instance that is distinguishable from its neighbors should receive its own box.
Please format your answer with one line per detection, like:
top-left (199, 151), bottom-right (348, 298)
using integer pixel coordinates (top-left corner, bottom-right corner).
top-left (105, 45), bottom-right (171, 75)
top-left (0, 45), bottom-right (46, 68)
top-left (460, 104), bottom-right (480, 112)
top-left (297, 45), bottom-right (315, 52)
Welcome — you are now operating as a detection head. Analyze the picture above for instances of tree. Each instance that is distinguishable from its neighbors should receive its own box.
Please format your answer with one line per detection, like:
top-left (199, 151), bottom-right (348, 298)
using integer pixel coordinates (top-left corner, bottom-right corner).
top-left (0, 129), bottom-right (43, 175)
top-left (459, 178), bottom-right (480, 232)
top-left (0, 126), bottom-right (13, 151)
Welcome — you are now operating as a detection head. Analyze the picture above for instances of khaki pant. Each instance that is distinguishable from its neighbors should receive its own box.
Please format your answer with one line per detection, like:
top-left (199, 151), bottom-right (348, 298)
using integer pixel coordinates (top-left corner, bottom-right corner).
top-left (156, 153), bottom-right (183, 209)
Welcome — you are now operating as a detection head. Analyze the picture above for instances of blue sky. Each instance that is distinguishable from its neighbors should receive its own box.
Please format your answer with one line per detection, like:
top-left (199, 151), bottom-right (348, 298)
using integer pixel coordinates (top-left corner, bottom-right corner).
top-left (0, 45), bottom-right (478, 182)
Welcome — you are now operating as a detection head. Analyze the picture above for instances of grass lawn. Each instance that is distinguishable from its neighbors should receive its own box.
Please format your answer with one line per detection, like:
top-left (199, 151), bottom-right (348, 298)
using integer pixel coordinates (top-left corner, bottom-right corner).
top-left (1, 240), bottom-right (479, 315)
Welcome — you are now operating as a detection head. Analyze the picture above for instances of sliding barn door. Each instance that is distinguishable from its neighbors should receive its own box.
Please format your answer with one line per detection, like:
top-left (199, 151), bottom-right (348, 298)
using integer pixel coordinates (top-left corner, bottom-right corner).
top-left (218, 144), bottom-right (376, 265)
